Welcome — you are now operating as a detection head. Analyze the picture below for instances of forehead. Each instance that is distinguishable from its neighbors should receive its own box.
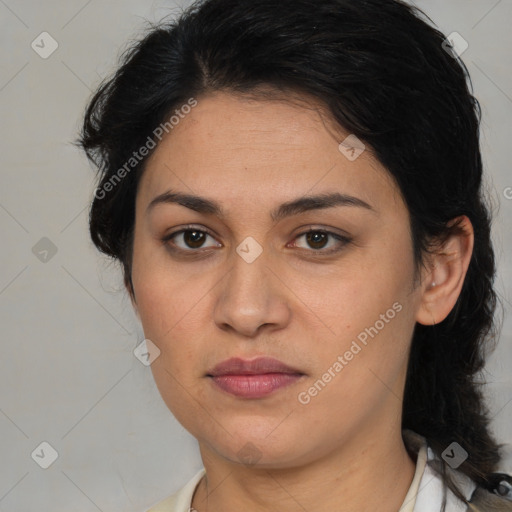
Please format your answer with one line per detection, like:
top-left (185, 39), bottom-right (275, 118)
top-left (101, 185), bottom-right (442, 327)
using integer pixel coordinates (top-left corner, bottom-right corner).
top-left (137, 91), bottom-right (401, 216)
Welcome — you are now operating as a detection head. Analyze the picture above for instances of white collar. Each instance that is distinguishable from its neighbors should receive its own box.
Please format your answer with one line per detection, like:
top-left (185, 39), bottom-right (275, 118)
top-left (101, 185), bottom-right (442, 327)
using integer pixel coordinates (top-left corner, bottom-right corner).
top-left (402, 429), bottom-right (477, 512)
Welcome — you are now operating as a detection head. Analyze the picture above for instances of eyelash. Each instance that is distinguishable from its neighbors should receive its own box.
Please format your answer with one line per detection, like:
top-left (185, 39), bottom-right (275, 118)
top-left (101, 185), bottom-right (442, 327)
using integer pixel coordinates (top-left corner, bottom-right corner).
top-left (161, 225), bottom-right (352, 256)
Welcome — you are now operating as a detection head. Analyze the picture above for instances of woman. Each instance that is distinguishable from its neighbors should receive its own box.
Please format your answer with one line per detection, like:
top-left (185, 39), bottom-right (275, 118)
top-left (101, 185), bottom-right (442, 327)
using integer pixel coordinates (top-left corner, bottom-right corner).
top-left (76, 0), bottom-right (512, 510)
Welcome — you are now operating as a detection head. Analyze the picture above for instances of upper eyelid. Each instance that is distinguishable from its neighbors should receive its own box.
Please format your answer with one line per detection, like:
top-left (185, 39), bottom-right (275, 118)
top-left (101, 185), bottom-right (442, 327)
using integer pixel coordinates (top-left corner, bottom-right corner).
top-left (163, 225), bottom-right (217, 241)
top-left (163, 226), bottom-right (350, 250)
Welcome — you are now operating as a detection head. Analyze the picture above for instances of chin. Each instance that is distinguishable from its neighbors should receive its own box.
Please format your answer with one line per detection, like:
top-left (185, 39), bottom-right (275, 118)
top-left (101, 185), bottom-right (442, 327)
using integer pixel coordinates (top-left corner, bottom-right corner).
top-left (197, 426), bottom-right (316, 468)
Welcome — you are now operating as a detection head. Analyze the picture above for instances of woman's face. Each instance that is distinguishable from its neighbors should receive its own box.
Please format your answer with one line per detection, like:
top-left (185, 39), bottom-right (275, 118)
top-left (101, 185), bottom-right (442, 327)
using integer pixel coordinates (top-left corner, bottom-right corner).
top-left (131, 91), bottom-right (426, 467)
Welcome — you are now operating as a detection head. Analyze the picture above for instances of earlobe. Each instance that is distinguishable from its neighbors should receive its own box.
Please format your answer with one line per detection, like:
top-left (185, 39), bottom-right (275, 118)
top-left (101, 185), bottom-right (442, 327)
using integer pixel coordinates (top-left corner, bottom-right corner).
top-left (415, 216), bottom-right (474, 326)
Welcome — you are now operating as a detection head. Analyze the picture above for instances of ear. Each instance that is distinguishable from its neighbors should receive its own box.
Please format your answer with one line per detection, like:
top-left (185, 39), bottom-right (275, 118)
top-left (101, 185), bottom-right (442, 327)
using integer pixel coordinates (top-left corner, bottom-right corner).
top-left (415, 215), bottom-right (474, 326)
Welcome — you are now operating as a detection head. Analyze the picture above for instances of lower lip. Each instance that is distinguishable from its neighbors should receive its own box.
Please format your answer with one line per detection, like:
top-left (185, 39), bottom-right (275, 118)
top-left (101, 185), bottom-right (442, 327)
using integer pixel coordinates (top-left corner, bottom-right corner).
top-left (210, 373), bottom-right (303, 398)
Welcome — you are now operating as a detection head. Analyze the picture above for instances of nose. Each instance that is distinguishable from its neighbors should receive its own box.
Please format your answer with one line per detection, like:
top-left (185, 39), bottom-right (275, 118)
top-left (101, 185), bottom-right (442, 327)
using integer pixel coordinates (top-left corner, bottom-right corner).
top-left (213, 245), bottom-right (291, 338)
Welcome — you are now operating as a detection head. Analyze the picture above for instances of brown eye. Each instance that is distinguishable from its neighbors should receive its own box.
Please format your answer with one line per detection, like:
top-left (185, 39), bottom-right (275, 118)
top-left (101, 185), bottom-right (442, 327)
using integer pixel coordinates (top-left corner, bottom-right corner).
top-left (305, 231), bottom-right (329, 250)
top-left (182, 230), bottom-right (207, 249)
top-left (291, 229), bottom-right (352, 254)
top-left (162, 227), bottom-right (222, 252)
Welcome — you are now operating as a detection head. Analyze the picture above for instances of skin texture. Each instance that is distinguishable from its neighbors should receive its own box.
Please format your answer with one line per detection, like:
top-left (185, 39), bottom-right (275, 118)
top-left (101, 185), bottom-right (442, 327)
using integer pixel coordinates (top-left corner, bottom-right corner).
top-left (129, 91), bottom-right (474, 512)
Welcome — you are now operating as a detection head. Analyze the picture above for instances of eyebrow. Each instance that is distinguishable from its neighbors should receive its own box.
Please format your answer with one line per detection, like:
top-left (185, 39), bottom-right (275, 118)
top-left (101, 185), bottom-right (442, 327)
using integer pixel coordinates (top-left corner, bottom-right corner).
top-left (146, 189), bottom-right (377, 222)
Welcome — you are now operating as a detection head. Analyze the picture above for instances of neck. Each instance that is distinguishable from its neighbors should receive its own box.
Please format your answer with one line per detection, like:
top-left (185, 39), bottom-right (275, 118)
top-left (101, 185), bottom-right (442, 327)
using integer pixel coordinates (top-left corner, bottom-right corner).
top-left (192, 420), bottom-right (417, 512)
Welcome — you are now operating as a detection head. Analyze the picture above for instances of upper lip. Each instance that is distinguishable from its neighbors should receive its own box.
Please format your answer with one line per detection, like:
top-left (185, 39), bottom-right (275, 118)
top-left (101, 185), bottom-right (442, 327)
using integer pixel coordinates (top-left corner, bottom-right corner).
top-left (207, 357), bottom-right (304, 377)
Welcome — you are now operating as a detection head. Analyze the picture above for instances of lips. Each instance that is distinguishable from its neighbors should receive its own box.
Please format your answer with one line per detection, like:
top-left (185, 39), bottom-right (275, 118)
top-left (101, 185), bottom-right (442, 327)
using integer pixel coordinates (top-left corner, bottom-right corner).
top-left (208, 356), bottom-right (303, 376)
top-left (207, 357), bottom-right (305, 398)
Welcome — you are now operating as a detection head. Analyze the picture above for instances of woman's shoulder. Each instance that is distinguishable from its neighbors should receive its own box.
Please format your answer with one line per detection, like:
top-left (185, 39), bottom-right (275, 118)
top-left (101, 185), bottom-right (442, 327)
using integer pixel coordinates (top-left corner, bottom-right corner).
top-left (145, 468), bottom-right (205, 512)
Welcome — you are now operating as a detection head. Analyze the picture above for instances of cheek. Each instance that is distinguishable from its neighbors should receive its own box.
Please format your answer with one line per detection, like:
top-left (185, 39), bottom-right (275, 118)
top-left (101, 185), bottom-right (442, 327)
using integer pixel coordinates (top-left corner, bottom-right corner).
top-left (132, 255), bottom-right (213, 382)
top-left (134, 276), bottom-right (207, 358)
top-left (314, 237), bottom-right (414, 338)
top-left (149, 356), bottom-right (205, 437)
top-left (131, 231), bottom-right (194, 335)
top-left (300, 229), bottom-right (417, 400)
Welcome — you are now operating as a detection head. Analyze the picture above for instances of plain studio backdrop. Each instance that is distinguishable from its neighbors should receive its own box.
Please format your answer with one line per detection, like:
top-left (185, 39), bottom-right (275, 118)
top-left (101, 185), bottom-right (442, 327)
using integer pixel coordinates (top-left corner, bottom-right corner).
top-left (0, 1), bottom-right (511, 510)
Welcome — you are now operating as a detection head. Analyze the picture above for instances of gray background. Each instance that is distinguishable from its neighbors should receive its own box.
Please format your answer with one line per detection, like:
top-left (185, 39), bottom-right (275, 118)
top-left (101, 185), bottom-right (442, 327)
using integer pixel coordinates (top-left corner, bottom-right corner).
top-left (0, 1), bottom-right (511, 510)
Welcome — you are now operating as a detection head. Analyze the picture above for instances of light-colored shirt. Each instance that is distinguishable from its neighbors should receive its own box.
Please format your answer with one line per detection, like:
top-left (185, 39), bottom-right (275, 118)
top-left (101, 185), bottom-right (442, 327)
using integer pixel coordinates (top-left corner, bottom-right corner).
top-left (145, 430), bottom-right (477, 512)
